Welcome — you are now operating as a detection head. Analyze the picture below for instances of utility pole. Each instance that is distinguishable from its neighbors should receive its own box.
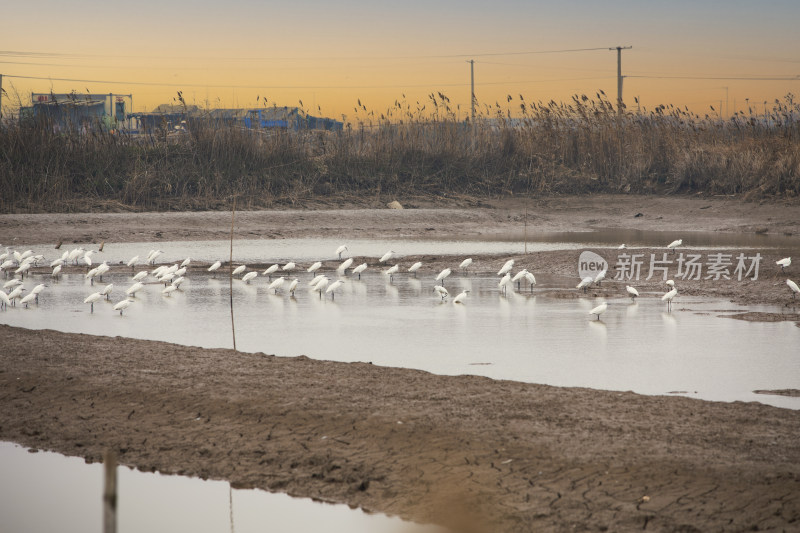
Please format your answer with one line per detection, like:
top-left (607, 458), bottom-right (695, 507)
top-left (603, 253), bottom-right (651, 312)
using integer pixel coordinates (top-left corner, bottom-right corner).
top-left (469, 59), bottom-right (475, 122)
top-left (610, 46), bottom-right (632, 114)
top-left (0, 73), bottom-right (3, 123)
top-left (724, 86), bottom-right (729, 119)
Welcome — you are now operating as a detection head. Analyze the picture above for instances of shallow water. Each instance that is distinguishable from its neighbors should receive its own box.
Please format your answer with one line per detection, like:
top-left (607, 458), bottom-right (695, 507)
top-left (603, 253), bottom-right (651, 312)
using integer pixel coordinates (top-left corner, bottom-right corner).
top-left (7, 227), bottom-right (799, 269)
top-left (2, 267), bottom-right (798, 409)
top-left (0, 442), bottom-right (438, 533)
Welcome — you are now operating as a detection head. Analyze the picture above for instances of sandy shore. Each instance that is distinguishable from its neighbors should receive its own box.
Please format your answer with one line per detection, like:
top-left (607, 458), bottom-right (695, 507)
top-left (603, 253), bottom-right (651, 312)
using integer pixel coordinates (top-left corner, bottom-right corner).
top-left (1, 195), bottom-right (800, 532)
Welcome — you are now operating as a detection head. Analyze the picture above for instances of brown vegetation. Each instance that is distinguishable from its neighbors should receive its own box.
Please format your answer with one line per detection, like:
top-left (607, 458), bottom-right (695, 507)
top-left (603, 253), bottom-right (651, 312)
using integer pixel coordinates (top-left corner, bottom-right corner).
top-left (1, 92), bottom-right (799, 213)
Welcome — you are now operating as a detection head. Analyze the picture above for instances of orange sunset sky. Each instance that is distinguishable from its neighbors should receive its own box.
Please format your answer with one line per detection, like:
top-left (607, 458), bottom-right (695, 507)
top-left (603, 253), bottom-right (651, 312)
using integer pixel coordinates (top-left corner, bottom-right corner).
top-left (2, 0), bottom-right (799, 121)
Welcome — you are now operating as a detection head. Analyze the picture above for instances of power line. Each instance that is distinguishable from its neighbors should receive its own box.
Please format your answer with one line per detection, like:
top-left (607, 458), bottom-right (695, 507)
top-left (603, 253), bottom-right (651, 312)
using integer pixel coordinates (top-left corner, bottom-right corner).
top-left (0, 47), bottom-right (613, 62)
top-left (628, 75), bottom-right (799, 81)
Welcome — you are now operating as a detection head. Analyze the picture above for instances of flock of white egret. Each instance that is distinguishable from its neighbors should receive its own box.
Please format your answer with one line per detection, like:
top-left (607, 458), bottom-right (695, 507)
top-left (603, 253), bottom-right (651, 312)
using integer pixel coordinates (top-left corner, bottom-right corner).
top-left (0, 241), bottom-right (796, 322)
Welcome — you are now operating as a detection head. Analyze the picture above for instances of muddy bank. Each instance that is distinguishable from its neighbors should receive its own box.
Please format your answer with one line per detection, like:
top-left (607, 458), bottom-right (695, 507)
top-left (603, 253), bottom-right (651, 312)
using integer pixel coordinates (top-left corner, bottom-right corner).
top-left (1, 325), bottom-right (798, 532)
top-left (2, 194), bottom-right (800, 245)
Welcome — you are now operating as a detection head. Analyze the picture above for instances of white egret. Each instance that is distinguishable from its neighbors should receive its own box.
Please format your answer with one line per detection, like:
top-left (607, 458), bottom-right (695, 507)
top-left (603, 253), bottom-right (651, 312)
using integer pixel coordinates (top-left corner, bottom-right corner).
top-left (147, 250), bottom-right (163, 265)
top-left (511, 269), bottom-right (529, 290)
top-left (626, 285), bottom-right (639, 301)
top-left (113, 299), bottom-right (133, 315)
top-left (589, 302), bottom-right (608, 320)
top-left (125, 282), bottom-right (144, 297)
top-left (85, 267), bottom-right (100, 285)
top-left (20, 293), bottom-right (37, 307)
top-left (667, 239), bottom-right (682, 253)
top-left (385, 264), bottom-right (399, 282)
top-left (352, 263), bottom-right (367, 280)
top-left (180, 257), bottom-right (191, 268)
top-left (593, 270), bottom-right (606, 286)
top-left (576, 277), bottom-right (593, 293)
top-left (263, 264), bottom-right (280, 278)
top-left (83, 250), bottom-right (94, 266)
top-left (127, 255), bottom-right (139, 269)
top-left (662, 287), bottom-right (678, 311)
top-left (172, 276), bottom-right (185, 288)
top-left (52, 264), bottom-right (62, 278)
top-left (68, 247), bottom-right (84, 265)
top-left (84, 292), bottom-right (103, 313)
top-left (525, 272), bottom-right (537, 292)
top-left (132, 271), bottom-right (148, 282)
top-left (434, 285), bottom-right (449, 300)
top-left (31, 283), bottom-right (46, 300)
top-left (159, 273), bottom-right (175, 286)
top-left (268, 276), bottom-right (286, 294)
top-left (777, 257), bottom-right (791, 272)
top-left (453, 290), bottom-right (469, 304)
top-left (282, 262), bottom-right (296, 273)
top-left (151, 265), bottom-right (168, 278)
top-left (497, 259), bottom-right (514, 276)
top-left (459, 258), bottom-right (473, 272)
top-left (787, 279), bottom-right (800, 299)
top-left (435, 268), bottom-right (452, 286)
top-left (307, 261), bottom-right (322, 274)
top-left (408, 262), bottom-right (422, 277)
top-left (666, 279), bottom-right (675, 288)
top-left (174, 266), bottom-right (187, 278)
top-left (165, 264), bottom-right (179, 275)
top-left (8, 286), bottom-right (25, 305)
top-left (4, 279), bottom-right (22, 290)
top-left (208, 261), bottom-right (222, 276)
top-left (314, 276), bottom-right (329, 297)
top-left (242, 271), bottom-right (257, 284)
top-left (338, 258), bottom-right (354, 273)
top-left (379, 251), bottom-right (395, 263)
top-left (232, 265), bottom-right (247, 277)
top-left (326, 279), bottom-right (344, 300)
top-left (336, 245), bottom-right (348, 259)
top-left (13, 250), bottom-right (22, 263)
top-left (0, 259), bottom-right (15, 272)
top-left (0, 290), bottom-right (9, 310)
top-left (618, 244), bottom-right (626, 249)
top-left (162, 285), bottom-right (178, 296)
top-left (499, 273), bottom-right (512, 294)
top-left (49, 257), bottom-right (63, 268)
top-left (19, 250), bottom-right (33, 261)
top-left (288, 278), bottom-right (299, 295)
top-left (308, 274), bottom-right (325, 287)
top-left (15, 262), bottom-right (31, 278)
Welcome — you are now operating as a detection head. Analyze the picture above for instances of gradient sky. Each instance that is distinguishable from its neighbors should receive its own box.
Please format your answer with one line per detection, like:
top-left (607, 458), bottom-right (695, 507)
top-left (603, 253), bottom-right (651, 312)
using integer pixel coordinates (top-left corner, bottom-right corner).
top-left (2, 0), bottom-right (799, 120)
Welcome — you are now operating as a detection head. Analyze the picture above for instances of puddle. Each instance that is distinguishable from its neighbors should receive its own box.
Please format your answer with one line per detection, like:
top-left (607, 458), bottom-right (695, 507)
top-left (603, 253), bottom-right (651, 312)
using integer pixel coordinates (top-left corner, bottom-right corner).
top-left (0, 442), bottom-right (440, 533)
top-left (2, 268), bottom-right (799, 409)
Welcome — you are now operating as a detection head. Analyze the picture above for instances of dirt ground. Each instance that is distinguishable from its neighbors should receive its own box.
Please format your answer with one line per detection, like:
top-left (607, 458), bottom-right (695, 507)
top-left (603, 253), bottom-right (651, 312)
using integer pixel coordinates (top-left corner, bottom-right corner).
top-left (1, 194), bottom-right (800, 532)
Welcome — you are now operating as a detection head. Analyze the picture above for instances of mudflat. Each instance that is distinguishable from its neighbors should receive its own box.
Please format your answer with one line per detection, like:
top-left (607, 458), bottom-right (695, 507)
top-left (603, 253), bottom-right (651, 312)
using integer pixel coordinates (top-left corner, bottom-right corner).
top-left (1, 194), bottom-right (799, 532)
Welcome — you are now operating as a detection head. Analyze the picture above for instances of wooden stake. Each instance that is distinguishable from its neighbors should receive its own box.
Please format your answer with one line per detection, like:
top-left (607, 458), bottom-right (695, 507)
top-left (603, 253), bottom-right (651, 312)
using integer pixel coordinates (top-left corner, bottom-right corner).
top-left (103, 450), bottom-right (117, 533)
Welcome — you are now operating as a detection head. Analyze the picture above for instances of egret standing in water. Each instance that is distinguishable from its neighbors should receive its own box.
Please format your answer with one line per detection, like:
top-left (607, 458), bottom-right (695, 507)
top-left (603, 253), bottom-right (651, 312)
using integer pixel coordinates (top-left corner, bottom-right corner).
top-left (589, 302), bottom-right (607, 321)
top-left (385, 264), bottom-right (399, 282)
top-left (352, 263), bottom-right (367, 280)
top-left (336, 245), bottom-right (348, 259)
top-left (499, 273), bottom-right (512, 295)
top-left (113, 299), bottom-right (133, 315)
top-left (282, 262), bottom-right (297, 273)
top-left (576, 277), bottom-right (593, 293)
top-left (667, 239), bottom-right (682, 253)
top-left (232, 265), bottom-right (247, 277)
top-left (326, 279), bottom-right (344, 300)
top-left (435, 268), bottom-right (451, 286)
top-left (307, 261), bottom-right (322, 274)
top-left (0, 291), bottom-right (9, 310)
top-left (593, 269), bottom-right (606, 286)
top-left (408, 262), bottom-right (422, 277)
top-left (433, 285), bottom-right (449, 300)
top-left (100, 283), bottom-right (113, 300)
top-left (52, 264), bottom-right (62, 279)
top-left (497, 259), bottom-right (514, 276)
top-left (662, 287), bottom-right (678, 311)
top-left (777, 257), bottom-right (791, 272)
top-left (242, 271), bottom-right (258, 284)
top-left (263, 264), bottom-right (279, 279)
top-left (84, 292), bottom-right (103, 313)
top-left (459, 258), bottom-right (473, 273)
top-left (314, 276), bottom-right (329, 298)
top-left (338, 258), bottom-right (354, 273)
top-left (288, 278), bottom-right (299, 296)
top-left (511, 269), bottom-right (529, 291)
top-left (268, 276), bottom-right (286, 294)
top-left (626, 285), bottom-right (639, 301)
top-left (525, 272), bottom-right (537, 292)
top-left (453, 290), bottom-right (469, 304)
top-left (208, 261), bottom-right (222, 277)
top-left (380, 251), bottom-right (395, 263)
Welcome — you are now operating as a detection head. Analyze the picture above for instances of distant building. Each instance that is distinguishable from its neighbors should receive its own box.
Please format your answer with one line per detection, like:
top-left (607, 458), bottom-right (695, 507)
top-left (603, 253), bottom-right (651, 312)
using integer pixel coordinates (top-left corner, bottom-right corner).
top-left (132, 105), bottom-right (343, 133)
top-left (29, 93), bottom-right (134, 131)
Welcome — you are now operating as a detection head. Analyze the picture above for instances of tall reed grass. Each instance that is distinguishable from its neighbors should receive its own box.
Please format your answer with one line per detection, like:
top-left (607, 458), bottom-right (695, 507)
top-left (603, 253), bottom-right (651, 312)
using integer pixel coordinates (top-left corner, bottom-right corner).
top-left (1, 92), bottom-right (798, 212)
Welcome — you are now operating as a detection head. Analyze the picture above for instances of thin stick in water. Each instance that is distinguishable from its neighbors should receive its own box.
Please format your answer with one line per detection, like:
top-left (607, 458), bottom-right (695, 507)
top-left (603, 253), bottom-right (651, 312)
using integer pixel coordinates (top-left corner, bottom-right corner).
top-left (229, 195), bottom-right (237, 351)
